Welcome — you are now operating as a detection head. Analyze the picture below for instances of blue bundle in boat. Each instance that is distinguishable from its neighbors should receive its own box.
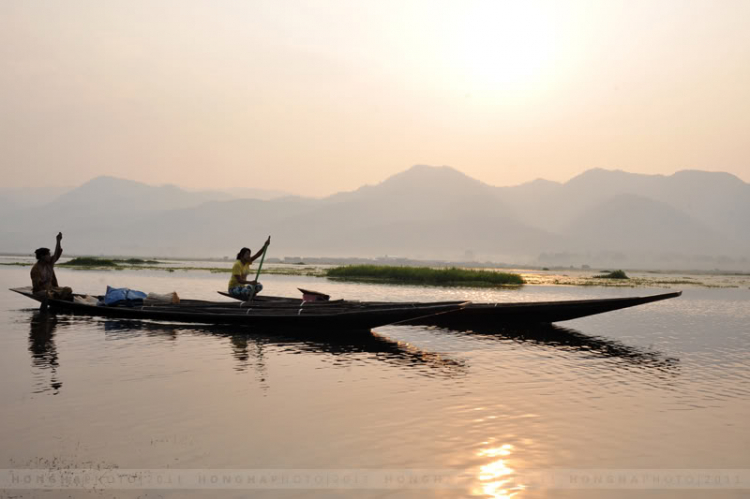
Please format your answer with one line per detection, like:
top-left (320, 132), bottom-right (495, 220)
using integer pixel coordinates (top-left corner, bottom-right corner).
top-left (103, 286), bottom-right (148, 306)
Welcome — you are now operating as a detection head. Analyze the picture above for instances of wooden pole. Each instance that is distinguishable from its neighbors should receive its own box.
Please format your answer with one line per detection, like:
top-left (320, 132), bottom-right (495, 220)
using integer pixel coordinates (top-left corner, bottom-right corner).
top-left (245, 237), bottom-right (270, 303)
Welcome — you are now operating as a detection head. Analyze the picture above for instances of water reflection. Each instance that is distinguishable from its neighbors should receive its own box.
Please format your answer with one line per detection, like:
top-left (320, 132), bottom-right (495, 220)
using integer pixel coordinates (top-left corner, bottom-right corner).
top-left (474, 444), bottom-right (524, 499)
top-left (288, 332), bottom-right (467, 377)
top-left (434, 322), bottom-right (679, 372)
top-left (28, 312), bottom-right (62, 395)
top-left (228, 334), bottom-right (267, 375)
top-left (96, 319), bottom-right (467, 378)
top-left (103, 319), bottom-right (275, 388)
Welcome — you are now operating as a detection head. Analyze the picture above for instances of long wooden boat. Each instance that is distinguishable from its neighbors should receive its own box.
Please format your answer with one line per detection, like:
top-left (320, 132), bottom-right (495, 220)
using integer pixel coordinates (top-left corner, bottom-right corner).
top-left (9, 288), bottom-right (467, 331)
top-left (218, 290), bottom-right (683, 325)
top-left (411, 291), bottom-right (682, 327)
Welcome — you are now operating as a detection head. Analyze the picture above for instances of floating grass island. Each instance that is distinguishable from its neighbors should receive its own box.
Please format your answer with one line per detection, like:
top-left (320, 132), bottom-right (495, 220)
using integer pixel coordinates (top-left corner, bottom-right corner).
top-left (326, 265), bottom-right (524, 287)
top-left (116, 258), bottom-right (162, 265)
top-left (63, 257), bottom-right (162, 267)
top-left (594, 269), bottom-right (630, 279)
top-left (64, 257), bottom-right (117, 267)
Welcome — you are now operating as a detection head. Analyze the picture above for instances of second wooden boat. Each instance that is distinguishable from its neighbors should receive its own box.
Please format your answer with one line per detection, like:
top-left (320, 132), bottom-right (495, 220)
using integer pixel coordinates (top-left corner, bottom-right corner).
top-left (218, 290), bottom-right (683, 325)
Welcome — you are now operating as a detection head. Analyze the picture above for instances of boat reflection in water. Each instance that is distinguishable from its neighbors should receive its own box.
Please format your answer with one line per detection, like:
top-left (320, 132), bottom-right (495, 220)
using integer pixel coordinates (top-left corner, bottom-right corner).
top-left (430, 322), bottom-right (679, 372)
top-left (27, 312), bottom-right (63, 395)
top-left (98, 318), bottom-right (467, 379)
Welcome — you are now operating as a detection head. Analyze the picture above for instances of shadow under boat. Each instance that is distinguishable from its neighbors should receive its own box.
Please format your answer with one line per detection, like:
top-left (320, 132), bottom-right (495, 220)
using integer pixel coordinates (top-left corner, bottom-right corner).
top-left (97, 317), bottom-right (467, 378)
top-left (425, 321), bottom-right (679, 372)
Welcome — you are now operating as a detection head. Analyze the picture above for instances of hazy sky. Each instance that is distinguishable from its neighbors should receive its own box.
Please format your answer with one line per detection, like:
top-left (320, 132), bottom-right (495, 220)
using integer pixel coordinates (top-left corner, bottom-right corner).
top-left (2, 0), bottom-right (749, 196)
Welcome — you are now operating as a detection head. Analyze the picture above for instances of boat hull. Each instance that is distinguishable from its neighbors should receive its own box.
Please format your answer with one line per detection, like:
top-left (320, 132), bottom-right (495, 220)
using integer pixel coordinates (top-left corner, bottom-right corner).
top-left (409, 292), bottom-right (682, 327)
top-left (9, 288), bottom-right (466, 331)
top-left (220, 290), bottom-right (683, 325)
top-left (12, 287), bottom-right (682, 330)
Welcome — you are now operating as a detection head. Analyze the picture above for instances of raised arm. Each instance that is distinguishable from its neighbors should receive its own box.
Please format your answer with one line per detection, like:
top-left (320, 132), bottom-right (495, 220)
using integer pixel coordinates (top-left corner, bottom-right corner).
top-left (52, 232), bottom-right (63, 263)
top-left (250, 236), bottom-right (271, 262)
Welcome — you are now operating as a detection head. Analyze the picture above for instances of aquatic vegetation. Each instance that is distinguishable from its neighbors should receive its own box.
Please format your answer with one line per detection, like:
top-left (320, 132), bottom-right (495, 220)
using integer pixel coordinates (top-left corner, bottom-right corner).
top-left (63, 257), bottom-right (119, 267)
top-left (59, 257), bottom-right (159, 269)
top-left (594, 269), bottom-right (629, 279)
top-left (116, 258), bottom-right (161, 264)
top-left (326, 265), bottom-right (524, 287)
top-left (266, 266), bottom-right (326, 277)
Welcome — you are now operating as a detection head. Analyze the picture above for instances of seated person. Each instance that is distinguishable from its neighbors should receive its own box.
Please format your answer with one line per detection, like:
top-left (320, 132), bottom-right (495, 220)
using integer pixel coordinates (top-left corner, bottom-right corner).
top-left (31, 232), bottom-right (73, 301)
top-left (228, 237), bottom-right (270, 300)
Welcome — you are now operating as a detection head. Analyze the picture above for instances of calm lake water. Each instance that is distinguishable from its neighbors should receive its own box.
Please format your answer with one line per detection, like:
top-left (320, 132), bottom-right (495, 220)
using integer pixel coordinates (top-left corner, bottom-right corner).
top-left (1, 264), bottom-right (749, 498)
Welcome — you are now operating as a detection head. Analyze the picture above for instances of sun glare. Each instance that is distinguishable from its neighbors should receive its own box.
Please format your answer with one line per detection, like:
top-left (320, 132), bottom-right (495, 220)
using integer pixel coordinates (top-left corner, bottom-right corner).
top-left (444, 2), bottom-right (560, 100)
top-left (473, 444), bottom-right (526, 498)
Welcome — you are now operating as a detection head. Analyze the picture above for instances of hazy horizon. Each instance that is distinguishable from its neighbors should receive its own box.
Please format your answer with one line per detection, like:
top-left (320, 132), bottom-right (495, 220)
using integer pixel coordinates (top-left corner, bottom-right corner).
top-left (2, 1), bottom-right (749, 197)
top-left (4, 164), bottom-right (748, 201)
top-left (2, 164), bottom-right (748, 271)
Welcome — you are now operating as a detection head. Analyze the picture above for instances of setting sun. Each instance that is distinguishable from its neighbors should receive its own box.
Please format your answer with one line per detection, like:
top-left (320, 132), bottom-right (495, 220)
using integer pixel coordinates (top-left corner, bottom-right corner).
top-left (445, 2), bottom-right (560, 96)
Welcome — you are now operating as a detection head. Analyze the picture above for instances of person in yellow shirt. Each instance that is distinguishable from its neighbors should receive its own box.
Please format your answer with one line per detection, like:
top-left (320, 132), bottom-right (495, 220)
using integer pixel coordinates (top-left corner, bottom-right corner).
top-left (228, 236), bottom-right (270, 299)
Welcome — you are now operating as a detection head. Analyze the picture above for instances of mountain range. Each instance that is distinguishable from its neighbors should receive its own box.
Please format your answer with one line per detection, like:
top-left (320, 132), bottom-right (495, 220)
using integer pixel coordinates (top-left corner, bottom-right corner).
top-left (1, 166), bottom-right (748, 270)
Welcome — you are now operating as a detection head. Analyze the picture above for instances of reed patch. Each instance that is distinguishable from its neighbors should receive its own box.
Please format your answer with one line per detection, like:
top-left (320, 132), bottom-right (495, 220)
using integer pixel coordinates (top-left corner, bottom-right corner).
top-left (326, 265), bottom-right (524, 287)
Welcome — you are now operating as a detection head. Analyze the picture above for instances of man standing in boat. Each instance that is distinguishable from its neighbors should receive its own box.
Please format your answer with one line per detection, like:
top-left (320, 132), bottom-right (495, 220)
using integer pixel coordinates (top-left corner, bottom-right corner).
top-left (31, 232), bottom-right (72, 301)
top-left (228, 236), bottom-right (270, 300)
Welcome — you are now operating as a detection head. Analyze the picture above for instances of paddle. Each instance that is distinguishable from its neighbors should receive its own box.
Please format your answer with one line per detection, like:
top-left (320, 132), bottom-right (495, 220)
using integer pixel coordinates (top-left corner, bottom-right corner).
top-left (244, 236), bottom-right (270, 304)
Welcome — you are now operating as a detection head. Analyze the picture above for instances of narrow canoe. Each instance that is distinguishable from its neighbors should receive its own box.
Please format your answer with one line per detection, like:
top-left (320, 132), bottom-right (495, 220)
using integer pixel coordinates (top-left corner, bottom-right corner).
top-left (9, 288), bottom-right (466, 331)
top-left (218, 290), bottom-right (683, 325)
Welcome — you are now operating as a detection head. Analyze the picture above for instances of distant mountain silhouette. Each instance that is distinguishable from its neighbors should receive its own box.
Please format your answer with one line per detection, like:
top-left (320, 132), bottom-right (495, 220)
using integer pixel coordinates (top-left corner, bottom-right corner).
top-left (51, 176), bottom-right (236, 211)
top-left (565, 194), bottom-right (725, 253)
top-left (225, 187), bottom-right (290, 200)
top-left (1, 167), bottom-right (748, 270)
top-left (504, 168), bottom-right (750, 252)
top-left (0, 177), bottom-right (294, 255)
top-left (0, 185), bottom-right (72, 213)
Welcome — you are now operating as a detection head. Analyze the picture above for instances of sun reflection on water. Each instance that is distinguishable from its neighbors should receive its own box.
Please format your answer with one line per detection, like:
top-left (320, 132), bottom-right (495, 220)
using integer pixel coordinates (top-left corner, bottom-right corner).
top-left (475, 444), bottom-right (525, 499)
